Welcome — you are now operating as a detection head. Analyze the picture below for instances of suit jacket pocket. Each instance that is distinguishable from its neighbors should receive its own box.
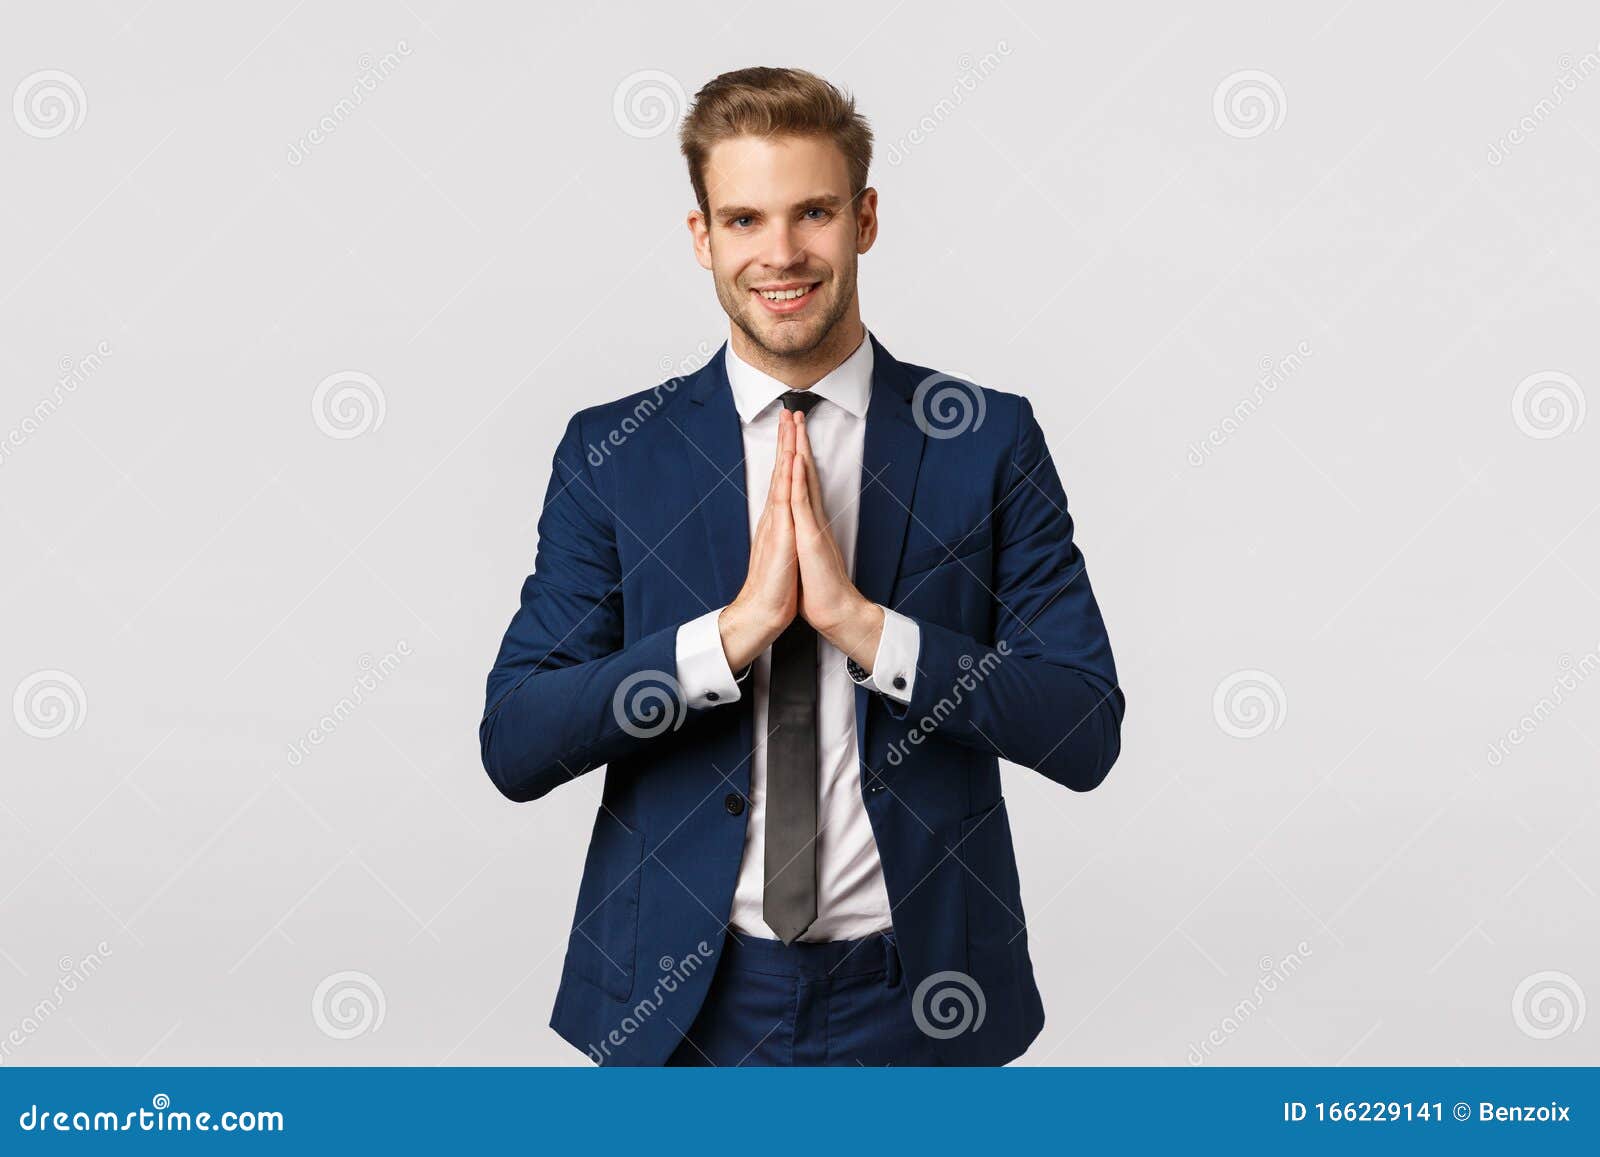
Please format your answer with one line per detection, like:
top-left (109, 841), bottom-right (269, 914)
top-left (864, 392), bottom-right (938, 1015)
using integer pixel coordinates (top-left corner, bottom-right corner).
top-left (566, 809), bottom-right (644, 1002)
top-left (898, 524), bottom-right (994, 580)
top-left (959, 797), bottom-right (1027, 947)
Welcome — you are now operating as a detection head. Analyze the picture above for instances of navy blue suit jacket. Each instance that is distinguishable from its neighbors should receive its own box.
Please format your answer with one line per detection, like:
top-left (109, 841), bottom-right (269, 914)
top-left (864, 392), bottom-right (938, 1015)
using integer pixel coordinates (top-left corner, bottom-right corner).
top-left (480, 332), bottom-right (1125, 1065)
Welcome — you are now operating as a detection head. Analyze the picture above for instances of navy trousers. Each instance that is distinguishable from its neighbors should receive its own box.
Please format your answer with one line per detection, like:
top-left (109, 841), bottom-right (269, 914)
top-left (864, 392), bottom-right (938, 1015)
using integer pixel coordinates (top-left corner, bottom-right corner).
top-left (664, 929), bottom-right (944, 1066)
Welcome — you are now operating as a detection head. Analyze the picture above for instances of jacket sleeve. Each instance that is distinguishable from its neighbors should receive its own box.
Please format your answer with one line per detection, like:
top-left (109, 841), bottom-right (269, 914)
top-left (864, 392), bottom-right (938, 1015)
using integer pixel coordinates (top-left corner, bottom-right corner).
top-left (884, 396), bottom-right (1126, 792)
top-left (478, 412), bottom-right (719, 802)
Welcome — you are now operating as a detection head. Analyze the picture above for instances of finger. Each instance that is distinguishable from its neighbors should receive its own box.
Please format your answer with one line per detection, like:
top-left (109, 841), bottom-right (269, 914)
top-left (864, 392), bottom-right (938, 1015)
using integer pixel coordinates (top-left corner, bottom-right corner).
top-left (771, 435), bottom-right (797, 527)
top-left (775, 448), bottom-right (796, 526)
top-left (767, 413), bottom-right (793, 505)
top-left (794, 414), bottom-right (826, 522)
top-left (774, 422), bottom-right (800, 508)
top-left (778, 407), bottom-right (795, 455)
top-left (772, 459), bottom-right (799, 579)
top-left (792, 407), bottom-right (812, 462)
top-left (790, 444), bottom-right (818, 536)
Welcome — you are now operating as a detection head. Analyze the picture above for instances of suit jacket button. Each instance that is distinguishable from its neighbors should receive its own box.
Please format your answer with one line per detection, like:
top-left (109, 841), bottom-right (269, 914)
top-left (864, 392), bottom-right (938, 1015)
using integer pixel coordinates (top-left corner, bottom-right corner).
top-left (706, 691), bottom-right (719, 702)
top-left (724, 793), bottom-right (745, 816)
top-left (892, 675), bottom-right (907, 690)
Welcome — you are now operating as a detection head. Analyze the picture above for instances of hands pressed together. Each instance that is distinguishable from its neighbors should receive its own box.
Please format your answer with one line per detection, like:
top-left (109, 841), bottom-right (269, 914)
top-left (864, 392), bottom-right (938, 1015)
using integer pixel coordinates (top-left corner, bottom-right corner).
top-left (717, 406), bottom-right (885, 675)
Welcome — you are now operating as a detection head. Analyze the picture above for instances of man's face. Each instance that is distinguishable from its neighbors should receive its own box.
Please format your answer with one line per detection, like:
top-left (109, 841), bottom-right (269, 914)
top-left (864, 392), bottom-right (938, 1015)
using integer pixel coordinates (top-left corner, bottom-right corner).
top-left (692, 134), bottom-right (875, 361)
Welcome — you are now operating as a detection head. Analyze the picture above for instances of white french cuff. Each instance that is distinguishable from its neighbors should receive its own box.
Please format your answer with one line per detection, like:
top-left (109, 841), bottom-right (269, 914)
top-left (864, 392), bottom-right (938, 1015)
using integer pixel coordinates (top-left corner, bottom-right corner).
top-left (847, 605), bottom-right (919, 704)
top-left (674, 607), bottom-right (743, 708)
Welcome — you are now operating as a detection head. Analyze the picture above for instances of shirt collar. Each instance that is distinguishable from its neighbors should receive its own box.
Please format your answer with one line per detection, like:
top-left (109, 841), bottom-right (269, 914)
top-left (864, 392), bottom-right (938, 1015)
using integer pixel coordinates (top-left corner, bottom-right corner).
top-left (724, 328), bottom-right (874, 425)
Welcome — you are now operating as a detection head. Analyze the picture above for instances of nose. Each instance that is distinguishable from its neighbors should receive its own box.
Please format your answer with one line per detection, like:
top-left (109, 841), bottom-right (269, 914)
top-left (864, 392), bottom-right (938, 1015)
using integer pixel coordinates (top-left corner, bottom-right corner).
top-left (761, 219), bottom-right (806, 273)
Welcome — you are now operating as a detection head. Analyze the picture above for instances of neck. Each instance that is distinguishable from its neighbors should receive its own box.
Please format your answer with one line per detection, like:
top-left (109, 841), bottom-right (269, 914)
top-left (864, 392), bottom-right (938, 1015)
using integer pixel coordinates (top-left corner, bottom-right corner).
top-left (729, 314), bottom-right (867, 390)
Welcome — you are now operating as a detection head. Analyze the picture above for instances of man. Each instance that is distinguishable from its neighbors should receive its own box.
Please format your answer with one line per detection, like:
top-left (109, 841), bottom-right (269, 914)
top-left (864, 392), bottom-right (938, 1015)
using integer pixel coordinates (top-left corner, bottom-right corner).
top-left (480, 66), bottom-right (1125, 1066)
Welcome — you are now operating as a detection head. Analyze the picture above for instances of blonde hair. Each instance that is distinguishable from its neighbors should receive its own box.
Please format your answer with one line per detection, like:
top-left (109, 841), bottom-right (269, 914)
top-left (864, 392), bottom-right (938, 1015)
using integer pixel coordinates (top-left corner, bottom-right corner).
top-left (678, 66), bottom-right (873, 220)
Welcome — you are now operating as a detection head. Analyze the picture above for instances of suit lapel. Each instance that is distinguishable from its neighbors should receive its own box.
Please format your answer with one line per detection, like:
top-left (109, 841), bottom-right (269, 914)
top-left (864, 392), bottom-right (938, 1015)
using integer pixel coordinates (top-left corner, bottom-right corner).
top-left (854, 334), bottom-right (927, 773)
top-left (853, 332), bottom-right (926, 607)
top-left (682, 344), bottom-right (757, 792)
top-left (687, 332), bottom-right (928, 611)
top-left (684, 331), bottom-right (928, 775)
top-left (684, 343), bottom-right (751, 610)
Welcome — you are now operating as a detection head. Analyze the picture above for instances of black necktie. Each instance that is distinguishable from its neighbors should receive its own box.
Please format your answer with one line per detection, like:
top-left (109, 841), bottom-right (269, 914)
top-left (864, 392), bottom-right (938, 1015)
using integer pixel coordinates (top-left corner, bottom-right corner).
top-left (764, 389), bottom-right (821, 944)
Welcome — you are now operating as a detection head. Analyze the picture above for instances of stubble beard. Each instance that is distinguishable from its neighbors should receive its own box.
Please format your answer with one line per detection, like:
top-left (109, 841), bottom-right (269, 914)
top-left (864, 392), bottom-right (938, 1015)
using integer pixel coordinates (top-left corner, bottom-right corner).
top-left (718, 260), bottom-right (858, 368)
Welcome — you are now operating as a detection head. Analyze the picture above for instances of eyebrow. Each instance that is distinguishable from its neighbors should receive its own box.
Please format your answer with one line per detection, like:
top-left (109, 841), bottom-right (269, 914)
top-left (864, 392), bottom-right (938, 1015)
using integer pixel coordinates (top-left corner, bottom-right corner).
top-left (713, 193), bottom-right (847, 223)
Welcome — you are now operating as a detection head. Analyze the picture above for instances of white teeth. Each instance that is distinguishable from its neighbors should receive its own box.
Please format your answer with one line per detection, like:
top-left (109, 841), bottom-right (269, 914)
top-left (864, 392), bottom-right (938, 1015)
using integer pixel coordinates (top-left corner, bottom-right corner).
top-left (758, 284), bottom-right (813, 301)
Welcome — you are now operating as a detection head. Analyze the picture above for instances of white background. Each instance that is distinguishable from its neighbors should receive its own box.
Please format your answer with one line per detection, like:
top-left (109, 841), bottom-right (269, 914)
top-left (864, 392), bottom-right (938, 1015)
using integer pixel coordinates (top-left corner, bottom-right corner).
top-left (2, 1), bottom-right (1596, 1065)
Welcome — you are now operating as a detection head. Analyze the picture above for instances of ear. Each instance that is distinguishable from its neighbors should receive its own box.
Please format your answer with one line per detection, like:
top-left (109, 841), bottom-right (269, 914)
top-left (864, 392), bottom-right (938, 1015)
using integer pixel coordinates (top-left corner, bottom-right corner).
top-left (688, 210), bottom-right (713, 271)
top-left (854, 187), bottom-right (879, 255)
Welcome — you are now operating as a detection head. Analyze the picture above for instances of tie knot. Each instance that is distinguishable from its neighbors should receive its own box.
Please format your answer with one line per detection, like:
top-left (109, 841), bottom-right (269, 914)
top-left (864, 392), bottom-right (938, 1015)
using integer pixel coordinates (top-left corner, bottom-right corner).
top-left (780, 390), bottom-right (821, 416)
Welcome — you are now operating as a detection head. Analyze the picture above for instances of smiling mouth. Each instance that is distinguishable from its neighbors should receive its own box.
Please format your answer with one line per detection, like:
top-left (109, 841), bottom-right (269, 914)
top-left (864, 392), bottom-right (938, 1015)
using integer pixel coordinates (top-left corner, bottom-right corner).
top-left (751, 281), bottom-right (821, 314)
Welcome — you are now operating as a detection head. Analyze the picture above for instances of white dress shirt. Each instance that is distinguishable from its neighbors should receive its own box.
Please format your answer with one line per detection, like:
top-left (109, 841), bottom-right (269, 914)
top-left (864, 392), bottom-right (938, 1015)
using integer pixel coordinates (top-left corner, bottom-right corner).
top-left (674, 329), bottom-right (920, 942)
